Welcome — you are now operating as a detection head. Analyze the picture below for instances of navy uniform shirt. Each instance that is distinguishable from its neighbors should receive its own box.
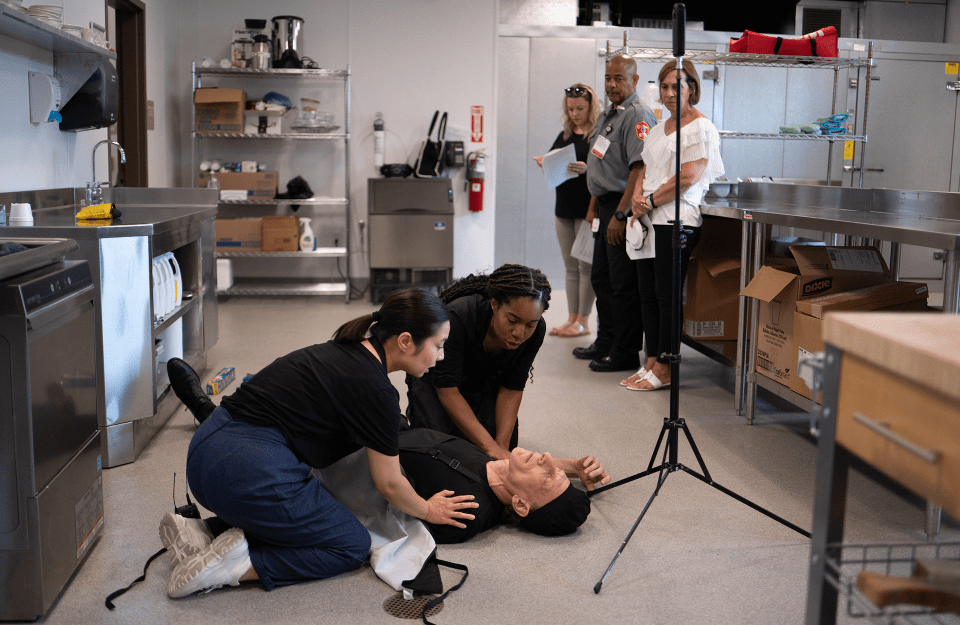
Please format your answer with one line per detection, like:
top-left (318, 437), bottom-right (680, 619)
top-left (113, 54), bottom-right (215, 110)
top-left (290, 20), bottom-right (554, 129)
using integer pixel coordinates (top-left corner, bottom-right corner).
top-left (586, 92), bottom-right (657, 197)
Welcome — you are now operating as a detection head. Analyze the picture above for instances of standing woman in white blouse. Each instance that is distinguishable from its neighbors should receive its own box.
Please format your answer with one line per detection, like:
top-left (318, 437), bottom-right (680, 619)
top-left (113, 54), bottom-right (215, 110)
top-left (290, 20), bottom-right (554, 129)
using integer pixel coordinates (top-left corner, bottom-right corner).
top-left (625, 59), bottom-right (724, 392)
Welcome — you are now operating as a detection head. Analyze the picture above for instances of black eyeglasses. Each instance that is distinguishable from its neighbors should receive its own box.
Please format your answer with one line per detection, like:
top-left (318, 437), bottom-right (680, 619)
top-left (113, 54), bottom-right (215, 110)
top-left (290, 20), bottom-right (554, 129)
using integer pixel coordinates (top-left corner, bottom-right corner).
top-left (565, 85), bottom-right (590, 99)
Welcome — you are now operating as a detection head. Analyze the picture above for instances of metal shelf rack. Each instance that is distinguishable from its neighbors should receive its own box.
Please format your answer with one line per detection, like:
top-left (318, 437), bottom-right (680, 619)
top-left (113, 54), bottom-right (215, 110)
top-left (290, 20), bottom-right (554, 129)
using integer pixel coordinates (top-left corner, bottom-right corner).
top-left (192, 64), bottom-right (352, 300)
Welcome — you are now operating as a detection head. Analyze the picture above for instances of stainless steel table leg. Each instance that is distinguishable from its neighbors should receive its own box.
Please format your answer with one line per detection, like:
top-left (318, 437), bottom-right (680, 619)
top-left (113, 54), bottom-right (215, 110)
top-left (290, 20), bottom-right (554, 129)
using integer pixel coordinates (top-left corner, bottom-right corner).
top-left (889, 242), bottom-right (901, 281)
top-left (735, 220), bottom-right (753, 414)
top-left (926, 500), bottom-right (942, 543)
top-left (745, 222), bottom-right (766, 425)
top-left (943, 250), bottom-right (959, 314)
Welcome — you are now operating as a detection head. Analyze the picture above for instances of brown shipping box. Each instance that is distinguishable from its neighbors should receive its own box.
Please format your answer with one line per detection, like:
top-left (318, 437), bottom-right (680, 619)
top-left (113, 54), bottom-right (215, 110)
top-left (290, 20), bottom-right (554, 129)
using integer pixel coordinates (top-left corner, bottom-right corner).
top-left (198, 171), bottom-right (278, 198)
top-left (216, 218), bottom-right (261, 251)
top-left (683, 216), bottom-right (742, 341)
top-left (195, 89), bottom-right (246, 133)
top-left (683, 255), bottom-right (741, 341)
top-left (790, 281), bottom-right (930, 402)
top-left (740, 246), bottom-right (891, 385)
top-left (261, 216), bottom-right (299, 252)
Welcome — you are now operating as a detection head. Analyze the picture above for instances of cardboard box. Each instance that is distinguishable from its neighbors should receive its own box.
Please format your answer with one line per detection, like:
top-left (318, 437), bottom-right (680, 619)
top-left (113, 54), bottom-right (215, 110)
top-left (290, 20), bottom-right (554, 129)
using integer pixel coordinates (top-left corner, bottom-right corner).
top-left (195, 88), bottom-right (246, 133)
top-left (243, 109), bottom-right (284, 135)
top-left (683, 255), bottom-right (741, 341)
top-left (206, 367), bottom-right (235, 395)
top-left (261, 216), bottom-right (299, 252)
top-left (198, 171), bottom-right (278, 198)
top-left (790, 281), bottom-right (929, 402)
top-left (740, 246), bottom-right (891, 385)
top-left (216, 218), bottom-right (262, 251)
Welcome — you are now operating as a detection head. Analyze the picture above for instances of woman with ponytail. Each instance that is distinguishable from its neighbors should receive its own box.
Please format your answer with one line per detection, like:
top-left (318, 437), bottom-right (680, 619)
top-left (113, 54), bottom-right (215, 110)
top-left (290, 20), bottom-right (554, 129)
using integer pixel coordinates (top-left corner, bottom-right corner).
top-left (162, 288), bottom-right (478, 599)
top-left (405, 264), bottom-right (551, 461)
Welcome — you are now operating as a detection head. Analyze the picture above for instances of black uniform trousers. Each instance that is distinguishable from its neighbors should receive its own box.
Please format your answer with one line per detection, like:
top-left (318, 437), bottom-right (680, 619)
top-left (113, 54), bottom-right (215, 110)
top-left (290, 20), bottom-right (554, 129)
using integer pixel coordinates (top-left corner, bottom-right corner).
top-left (590, 193), bottom-right (643, 365)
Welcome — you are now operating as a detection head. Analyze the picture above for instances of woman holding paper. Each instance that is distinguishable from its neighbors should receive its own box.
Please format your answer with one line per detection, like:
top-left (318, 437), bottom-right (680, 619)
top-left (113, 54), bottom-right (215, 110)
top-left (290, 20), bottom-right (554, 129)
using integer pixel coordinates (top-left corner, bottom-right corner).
top-left (626, 60), bottom-right (724, 391)
top-left (533, 83), bottom-right (601, 338)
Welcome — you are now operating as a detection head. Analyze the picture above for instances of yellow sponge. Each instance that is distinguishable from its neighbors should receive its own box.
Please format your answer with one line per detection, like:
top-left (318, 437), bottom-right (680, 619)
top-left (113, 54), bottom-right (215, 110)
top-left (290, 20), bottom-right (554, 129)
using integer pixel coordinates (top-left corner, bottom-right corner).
top-left (76, 203), bottom-right (122, 220)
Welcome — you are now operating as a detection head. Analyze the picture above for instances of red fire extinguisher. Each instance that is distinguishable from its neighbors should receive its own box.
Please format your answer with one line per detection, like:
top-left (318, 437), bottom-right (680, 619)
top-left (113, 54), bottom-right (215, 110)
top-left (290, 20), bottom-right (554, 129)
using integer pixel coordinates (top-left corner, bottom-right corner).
top-left (466, 150), bottom-right (486, 212)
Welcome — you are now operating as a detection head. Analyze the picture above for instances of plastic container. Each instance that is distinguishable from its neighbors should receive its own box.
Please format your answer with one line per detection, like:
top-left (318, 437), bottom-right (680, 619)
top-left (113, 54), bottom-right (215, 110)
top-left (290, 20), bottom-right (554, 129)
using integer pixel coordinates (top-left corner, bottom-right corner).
top-left (640, 81), bottom-right (663, 122)
top-left (162, 252), bottom-right (183, 308)
top-left (9, 203), bottom-right (33, 227)
top-left (299, 217), bottom-right (316, 251)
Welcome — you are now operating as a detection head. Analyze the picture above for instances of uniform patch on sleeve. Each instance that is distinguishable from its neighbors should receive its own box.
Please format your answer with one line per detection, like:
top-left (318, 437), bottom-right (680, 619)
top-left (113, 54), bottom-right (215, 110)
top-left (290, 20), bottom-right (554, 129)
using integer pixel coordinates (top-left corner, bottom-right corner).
top-left (636, 121), bottom-right (649, 140)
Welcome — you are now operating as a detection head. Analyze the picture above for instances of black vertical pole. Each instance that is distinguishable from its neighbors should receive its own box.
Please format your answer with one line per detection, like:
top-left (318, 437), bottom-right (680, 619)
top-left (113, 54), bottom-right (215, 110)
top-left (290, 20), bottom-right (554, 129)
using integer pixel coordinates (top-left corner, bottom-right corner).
top-left (669, 4), bottom-right (685, 434)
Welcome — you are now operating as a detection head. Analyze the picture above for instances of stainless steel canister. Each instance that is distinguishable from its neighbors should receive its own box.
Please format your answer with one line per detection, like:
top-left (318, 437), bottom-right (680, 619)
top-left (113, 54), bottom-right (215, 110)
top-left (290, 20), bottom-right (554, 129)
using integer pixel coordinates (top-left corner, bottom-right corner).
top-left (251, 34), bottom-right (272, 70)
top-left (270, 15), bottom-right (304, 68)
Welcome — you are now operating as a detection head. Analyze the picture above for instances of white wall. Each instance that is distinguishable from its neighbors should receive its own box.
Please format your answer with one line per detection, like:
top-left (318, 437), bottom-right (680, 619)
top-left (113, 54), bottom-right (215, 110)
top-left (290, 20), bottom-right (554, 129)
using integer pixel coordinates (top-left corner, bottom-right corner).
top-left (0, 0), bottom-right (108, 192)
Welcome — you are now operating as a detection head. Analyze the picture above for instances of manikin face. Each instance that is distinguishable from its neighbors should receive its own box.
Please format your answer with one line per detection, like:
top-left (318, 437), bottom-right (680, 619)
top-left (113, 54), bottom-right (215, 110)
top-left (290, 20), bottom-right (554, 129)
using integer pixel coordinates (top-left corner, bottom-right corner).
top-left (566, 96), bottom-right (590, 130)
top-left (505, 448), bottom-right (570, 511)
top-left (605, 57), bottom-right (638, 106)
top-left (488, 297), bottom-right (544, 351)
top-left (405, 320), bottom-right (450, 378)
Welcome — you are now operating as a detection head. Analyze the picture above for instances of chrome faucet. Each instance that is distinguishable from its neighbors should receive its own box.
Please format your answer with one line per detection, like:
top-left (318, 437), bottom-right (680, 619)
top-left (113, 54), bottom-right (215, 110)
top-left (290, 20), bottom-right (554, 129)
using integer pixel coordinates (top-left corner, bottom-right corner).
top-left (86, 140), bottom-right (126, 205)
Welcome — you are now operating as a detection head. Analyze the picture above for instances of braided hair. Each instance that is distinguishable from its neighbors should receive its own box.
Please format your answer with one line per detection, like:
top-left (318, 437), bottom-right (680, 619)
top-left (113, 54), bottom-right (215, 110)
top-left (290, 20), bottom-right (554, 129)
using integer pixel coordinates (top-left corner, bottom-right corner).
top-left (440, 264), bottom-right (551, 310)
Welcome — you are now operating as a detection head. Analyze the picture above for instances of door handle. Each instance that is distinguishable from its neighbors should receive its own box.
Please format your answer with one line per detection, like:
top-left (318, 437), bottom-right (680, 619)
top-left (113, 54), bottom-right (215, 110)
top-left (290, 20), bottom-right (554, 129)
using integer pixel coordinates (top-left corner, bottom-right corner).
top-left (843, 166), bottom-right (884, 173)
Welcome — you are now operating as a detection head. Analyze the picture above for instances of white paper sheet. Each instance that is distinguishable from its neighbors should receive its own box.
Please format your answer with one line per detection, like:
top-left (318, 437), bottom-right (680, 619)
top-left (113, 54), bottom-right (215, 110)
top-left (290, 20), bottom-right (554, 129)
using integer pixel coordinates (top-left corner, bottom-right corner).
top-left (570, 219), bottom-right (594, 264)
top-left (540, 143), bottom-right (578, 189)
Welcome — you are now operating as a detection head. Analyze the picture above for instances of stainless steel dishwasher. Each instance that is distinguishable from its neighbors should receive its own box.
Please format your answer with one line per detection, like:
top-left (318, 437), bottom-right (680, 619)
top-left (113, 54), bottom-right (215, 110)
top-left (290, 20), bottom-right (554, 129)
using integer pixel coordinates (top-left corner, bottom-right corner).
top-left (368, 178), bottom-right (454, 303)
top-left (0, 238), bottom-right (101, 620)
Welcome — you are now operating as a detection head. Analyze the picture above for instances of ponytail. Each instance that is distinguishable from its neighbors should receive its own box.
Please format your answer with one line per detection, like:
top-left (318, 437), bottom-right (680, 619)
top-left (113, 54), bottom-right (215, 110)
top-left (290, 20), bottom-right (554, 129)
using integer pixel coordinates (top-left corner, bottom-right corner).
top-left (333, 288), bottom-right (448, 346)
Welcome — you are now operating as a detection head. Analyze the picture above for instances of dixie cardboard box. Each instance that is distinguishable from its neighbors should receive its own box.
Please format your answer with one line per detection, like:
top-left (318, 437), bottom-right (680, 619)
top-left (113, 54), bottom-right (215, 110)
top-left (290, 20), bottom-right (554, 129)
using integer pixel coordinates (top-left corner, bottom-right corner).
top-left (198, 171), bottom-right (278, 199)
top-left (195, 88), bottom-right (246, 133)
top-left (261, 216), bottom-right (299, 252)
top-left (740, 246), bottom-right (891, 385)
top-left (790, 281), bottom-right (929, 402)
top-left (216, 218), bottom-right (262, 251)
top-left (683, 255), bottom-right (741, 341)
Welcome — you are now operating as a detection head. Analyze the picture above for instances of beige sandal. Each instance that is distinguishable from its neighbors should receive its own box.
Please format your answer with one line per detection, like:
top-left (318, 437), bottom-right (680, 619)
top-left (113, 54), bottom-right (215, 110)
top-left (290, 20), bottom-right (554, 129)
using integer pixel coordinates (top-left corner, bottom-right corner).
top-left (554, 322), bottom-right (589, 337)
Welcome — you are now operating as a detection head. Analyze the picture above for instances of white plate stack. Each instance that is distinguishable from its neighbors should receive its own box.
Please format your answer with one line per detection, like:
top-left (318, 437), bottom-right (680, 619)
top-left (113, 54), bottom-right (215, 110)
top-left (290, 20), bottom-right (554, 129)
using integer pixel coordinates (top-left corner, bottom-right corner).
top-left (60, 23), bottom-right (81, 37)
top-left (26, 4), bottom-right (62, 28)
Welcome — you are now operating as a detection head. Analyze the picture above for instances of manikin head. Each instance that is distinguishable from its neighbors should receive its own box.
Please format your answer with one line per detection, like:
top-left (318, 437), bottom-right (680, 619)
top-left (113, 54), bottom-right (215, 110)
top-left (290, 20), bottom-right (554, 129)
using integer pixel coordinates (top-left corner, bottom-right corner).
top-left (499, 448), bottom-right (591, 536)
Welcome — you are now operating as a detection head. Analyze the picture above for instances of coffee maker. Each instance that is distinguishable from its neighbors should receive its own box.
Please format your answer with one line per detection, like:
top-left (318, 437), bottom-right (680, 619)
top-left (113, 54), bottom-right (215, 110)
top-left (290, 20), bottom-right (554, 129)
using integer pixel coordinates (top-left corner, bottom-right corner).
top-left (271, 15), bottom-right (304, 68)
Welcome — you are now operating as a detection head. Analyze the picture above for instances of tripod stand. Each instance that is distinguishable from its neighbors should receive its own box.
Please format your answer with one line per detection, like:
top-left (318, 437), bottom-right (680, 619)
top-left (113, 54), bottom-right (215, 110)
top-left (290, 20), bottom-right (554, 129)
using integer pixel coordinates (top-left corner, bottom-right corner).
top-left (591, 5), bottom-right (810, 595)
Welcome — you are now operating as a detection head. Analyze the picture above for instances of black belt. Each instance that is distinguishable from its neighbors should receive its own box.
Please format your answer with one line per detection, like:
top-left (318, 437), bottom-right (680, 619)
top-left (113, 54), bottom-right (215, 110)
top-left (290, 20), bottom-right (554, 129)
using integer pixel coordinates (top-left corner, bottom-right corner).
top-left (597, 191), bottom-right (623, 205)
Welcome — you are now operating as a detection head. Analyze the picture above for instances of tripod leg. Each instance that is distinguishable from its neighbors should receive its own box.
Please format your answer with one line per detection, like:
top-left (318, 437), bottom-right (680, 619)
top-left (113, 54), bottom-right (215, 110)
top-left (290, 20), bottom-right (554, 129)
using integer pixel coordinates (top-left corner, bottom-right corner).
top-left (677, 418), bottom-right (712, 483)
top-left (594, 469), bottom-right (671, 594)
top-left (589, 420), bottom-right (670, 496)
top-left (678, 465), bottom-right (811, 538)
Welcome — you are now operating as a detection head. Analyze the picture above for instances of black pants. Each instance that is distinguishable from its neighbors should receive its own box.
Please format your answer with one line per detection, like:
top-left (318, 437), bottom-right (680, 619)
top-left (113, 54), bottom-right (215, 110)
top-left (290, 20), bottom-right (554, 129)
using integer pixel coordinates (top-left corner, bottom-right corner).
top-left (590, 194), bottom-right (643, 364)
top-left (636, 223), bottom-right (701, 364)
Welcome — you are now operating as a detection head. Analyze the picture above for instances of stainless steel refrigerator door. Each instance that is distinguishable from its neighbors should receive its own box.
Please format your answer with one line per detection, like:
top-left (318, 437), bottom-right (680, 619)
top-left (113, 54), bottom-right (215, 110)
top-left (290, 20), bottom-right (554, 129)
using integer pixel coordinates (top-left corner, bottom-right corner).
top-left (368, 214), bottom-right (454, 269)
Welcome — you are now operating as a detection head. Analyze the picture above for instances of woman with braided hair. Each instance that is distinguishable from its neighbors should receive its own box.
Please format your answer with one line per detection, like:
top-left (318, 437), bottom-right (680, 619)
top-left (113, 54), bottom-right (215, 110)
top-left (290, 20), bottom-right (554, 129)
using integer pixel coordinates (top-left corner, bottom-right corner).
top-left (405, 264), bottom-right (551, 460)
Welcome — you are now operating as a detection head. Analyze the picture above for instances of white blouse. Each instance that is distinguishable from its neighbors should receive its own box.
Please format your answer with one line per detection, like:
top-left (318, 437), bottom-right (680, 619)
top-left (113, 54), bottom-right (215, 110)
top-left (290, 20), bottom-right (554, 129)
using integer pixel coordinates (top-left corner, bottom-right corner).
top-left (640, 116), bottom-right (724, 228)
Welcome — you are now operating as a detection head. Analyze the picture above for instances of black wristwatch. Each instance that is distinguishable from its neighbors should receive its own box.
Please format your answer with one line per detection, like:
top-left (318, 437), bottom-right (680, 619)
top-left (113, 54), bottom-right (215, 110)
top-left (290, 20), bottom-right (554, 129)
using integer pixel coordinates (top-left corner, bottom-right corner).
top-left (647, 194), bottom-right (657, 208)
top-left (615, 210), bottom-right (628, 222)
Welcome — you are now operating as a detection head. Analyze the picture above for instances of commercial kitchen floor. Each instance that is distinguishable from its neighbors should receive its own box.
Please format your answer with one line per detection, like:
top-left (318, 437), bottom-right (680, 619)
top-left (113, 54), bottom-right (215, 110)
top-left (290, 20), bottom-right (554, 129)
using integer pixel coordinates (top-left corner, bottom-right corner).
top-left (34, 292), bottom-right (959, 625)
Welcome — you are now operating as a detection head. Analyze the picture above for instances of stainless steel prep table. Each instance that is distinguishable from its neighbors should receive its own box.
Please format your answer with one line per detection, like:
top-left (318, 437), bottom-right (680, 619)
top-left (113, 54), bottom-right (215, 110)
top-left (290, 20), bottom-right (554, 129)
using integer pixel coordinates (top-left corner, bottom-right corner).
top-left (0, 189), bottom-right (218, 467)
top-left (698, 183), bottom-right (960, 423)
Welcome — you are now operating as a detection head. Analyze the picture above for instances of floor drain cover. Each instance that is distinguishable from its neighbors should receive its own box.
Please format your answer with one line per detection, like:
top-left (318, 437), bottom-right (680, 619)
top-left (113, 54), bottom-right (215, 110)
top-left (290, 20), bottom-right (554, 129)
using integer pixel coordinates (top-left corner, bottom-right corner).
top-left (382, 592), bottom-right (443, 619)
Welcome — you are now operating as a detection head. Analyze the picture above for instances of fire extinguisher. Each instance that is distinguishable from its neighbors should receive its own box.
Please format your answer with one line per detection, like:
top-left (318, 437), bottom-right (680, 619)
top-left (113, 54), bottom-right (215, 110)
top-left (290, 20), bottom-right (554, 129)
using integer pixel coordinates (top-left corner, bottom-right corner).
top-left (466, 150), bottom-right (485, 212)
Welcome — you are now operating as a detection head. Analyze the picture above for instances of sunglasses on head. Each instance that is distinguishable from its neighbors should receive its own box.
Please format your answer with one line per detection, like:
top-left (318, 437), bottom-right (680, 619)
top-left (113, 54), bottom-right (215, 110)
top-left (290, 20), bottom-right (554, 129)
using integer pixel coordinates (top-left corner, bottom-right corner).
top-left (565, 85), bottom-right (590, 99)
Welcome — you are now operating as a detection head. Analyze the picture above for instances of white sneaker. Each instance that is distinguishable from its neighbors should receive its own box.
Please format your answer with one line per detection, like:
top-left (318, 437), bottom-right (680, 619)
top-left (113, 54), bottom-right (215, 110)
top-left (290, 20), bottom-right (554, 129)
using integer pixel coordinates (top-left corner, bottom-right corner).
top-left (159, 512), bottom-right (215, 566)
top-left (167, 528), bottom-right (250, 598)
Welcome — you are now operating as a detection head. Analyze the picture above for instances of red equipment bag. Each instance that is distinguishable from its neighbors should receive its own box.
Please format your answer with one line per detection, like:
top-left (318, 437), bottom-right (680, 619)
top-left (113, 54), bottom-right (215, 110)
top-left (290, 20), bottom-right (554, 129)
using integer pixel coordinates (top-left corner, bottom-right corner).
top-left (729, 26), bottom-right (838, 58)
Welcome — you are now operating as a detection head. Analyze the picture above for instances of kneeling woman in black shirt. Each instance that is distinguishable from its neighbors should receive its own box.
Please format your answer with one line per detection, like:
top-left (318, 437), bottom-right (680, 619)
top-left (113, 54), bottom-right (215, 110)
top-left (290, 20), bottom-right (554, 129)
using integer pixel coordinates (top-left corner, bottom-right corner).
top-left (164, 288), bottom-right (478, 598)
top-left (405, 264), bottom-right (551, 460)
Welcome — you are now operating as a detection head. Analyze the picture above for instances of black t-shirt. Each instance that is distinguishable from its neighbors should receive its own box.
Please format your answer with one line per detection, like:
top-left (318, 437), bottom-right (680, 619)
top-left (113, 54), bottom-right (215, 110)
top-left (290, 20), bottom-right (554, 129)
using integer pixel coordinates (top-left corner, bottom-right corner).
top-left (221, 337), bottom-right (400, 469)
top-left (405, 295), bottom-right (545, 435)
top-left (550, 130), bottom-right (591, 220)
top-left (398, 429), bottom-right (504, 544)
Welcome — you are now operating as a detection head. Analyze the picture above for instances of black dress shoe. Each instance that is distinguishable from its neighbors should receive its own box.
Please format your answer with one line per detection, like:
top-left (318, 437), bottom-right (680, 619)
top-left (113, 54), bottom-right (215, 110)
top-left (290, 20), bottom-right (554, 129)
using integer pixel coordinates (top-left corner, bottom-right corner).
top-left (572, 341), bottom-right (608, 360)
top-left (167, 358), bottom-right (216, 424)
top-left (588, 355), bottom-right (641, 372)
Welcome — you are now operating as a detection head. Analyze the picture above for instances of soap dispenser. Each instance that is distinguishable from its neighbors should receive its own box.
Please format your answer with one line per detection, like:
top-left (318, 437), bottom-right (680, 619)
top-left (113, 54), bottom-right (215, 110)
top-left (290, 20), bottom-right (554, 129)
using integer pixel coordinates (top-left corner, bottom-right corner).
top-left (299, 217), bottom-right (316, 251)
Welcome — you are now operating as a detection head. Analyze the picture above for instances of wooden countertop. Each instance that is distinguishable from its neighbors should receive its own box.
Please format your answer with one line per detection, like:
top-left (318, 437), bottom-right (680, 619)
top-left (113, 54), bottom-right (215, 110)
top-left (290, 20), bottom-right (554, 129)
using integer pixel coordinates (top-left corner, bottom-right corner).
top-left (823, 312), bottom-right (960, 402)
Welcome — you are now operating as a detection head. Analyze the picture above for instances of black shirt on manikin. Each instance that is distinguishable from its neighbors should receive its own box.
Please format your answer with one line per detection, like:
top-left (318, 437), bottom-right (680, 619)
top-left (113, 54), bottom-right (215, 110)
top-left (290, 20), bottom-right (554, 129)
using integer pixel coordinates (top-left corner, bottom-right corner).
top-left (550, 130), bottom-right (591, 220)
top-left (398, 428), bottom-right (505, 544)
top-left (221, 336), bottom-right (400, 469)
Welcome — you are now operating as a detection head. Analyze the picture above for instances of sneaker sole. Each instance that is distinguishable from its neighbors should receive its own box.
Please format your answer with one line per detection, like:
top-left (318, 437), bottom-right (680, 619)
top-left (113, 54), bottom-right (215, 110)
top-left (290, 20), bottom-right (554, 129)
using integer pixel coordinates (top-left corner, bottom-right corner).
top-left (159, 513), bottom-right (213, 566)
top-left (167, 528), bottom-right (247, 598)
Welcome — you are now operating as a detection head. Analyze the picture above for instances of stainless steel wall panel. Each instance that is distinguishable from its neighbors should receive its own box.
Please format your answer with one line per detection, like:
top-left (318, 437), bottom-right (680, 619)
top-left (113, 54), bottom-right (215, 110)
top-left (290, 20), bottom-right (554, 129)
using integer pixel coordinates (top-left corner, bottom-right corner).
top-left (98, 237), bottom-right (152, 427)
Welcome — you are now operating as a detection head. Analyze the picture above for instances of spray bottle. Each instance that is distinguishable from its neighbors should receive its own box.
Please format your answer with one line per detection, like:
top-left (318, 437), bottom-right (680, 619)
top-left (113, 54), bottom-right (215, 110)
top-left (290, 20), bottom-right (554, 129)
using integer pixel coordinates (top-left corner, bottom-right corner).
top-left (299, 217), bottom-right (316, 252)
top-left (373, 112), bottom-right (385, 171)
